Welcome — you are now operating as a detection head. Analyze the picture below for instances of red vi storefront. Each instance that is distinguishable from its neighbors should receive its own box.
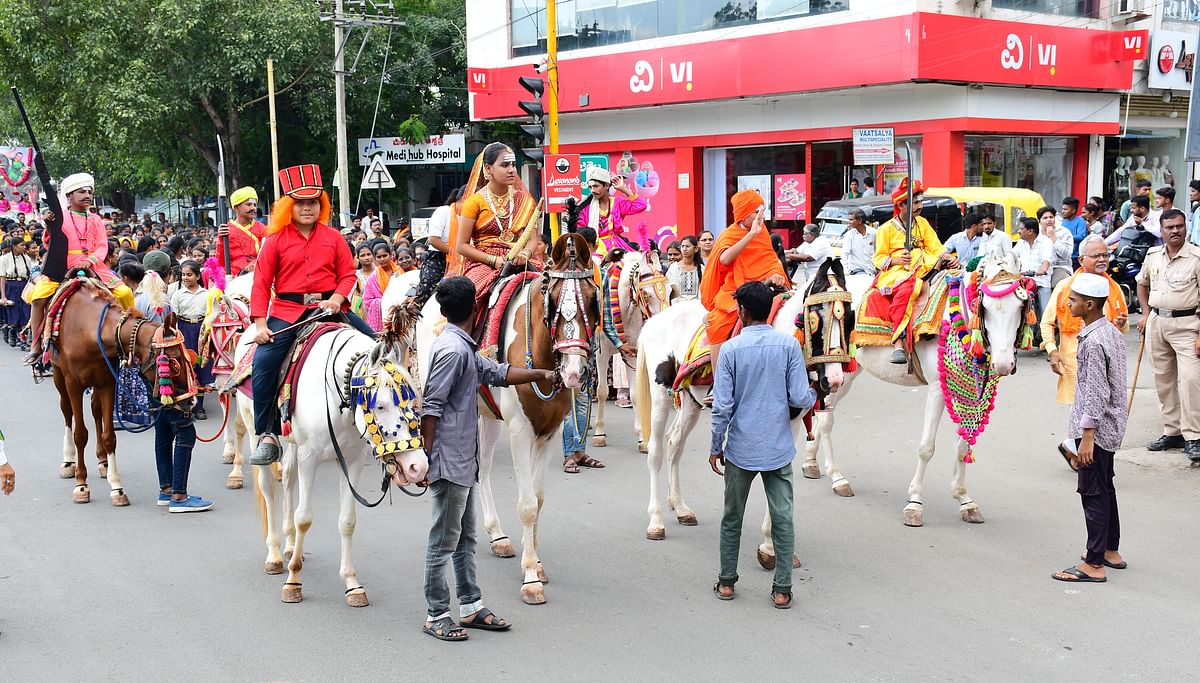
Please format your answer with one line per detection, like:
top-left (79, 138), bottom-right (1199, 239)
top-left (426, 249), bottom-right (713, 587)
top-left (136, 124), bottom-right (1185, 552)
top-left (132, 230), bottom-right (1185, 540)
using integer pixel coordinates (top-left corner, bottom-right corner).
top-left (468, 12), bottom-right (1147, 245)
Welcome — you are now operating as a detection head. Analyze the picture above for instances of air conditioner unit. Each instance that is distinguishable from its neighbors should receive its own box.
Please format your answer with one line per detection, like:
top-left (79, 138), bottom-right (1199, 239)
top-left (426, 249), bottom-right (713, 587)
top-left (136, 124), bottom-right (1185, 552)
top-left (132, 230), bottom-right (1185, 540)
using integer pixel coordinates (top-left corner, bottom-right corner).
top-left (1115, 0), bottom-right (1146, 16)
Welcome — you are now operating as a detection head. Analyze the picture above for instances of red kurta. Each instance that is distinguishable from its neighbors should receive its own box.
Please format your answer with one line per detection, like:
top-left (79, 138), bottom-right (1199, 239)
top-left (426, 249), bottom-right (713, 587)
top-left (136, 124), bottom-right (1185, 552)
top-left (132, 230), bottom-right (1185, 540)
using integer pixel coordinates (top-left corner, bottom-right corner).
top-left (251, 222), bottom-right (357, 323)
top-left (214, 219), bottom-right (265, 276)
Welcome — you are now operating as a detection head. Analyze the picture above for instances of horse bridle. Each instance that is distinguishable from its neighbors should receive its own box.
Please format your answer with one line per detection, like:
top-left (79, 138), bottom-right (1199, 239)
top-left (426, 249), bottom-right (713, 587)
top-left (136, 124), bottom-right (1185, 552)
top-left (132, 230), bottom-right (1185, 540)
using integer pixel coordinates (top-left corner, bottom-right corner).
top-left (966, 267), bottom-right (1034, 350)
top-left (112, 310), bottom-right (199, 401)
top-left (528, 236), bottom-right (599, 400)
top-left (626, 255), bottom-right (671, 323)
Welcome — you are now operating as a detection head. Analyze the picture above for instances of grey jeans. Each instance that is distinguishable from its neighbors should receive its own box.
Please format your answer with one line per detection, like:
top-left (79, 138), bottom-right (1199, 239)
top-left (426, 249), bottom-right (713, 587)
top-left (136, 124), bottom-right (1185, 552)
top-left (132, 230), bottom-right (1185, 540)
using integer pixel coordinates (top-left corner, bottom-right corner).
top-left (718, 461), bottom-right (795, 594)
top-left (423, 480), bottom-right (484, 620)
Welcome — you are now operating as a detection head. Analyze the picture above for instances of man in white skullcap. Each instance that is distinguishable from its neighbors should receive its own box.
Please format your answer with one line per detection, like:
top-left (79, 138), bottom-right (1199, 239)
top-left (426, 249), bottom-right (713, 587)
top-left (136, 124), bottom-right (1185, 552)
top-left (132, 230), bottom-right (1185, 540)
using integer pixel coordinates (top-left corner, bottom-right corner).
top-left (1051, 272), bottom-right (1129, 585)
top-left (25, 172), bottom-right (134, 364)
top-left (578, 165), bottom-right (647, 257)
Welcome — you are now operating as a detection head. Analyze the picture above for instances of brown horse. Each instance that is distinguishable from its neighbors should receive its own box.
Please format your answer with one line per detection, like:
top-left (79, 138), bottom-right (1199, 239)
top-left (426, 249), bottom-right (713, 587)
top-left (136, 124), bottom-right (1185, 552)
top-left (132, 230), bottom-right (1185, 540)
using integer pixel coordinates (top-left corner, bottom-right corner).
top-left (51, 282), bottom-right (197, 505)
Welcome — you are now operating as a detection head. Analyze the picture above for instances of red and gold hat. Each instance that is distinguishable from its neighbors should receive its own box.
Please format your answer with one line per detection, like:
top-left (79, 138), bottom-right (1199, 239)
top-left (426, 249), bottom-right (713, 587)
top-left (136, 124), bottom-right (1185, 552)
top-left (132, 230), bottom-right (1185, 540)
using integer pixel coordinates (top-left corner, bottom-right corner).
top-left (891, 177), bottom-right (924, 207)
top-left (279, 164), bottom-right (324, 200)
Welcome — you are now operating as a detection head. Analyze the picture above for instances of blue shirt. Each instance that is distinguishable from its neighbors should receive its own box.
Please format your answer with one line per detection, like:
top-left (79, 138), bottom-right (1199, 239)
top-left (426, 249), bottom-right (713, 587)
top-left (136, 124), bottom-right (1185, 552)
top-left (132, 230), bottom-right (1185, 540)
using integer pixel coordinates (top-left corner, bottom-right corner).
top-left (710, 324), bottom-right (817, 471)
top-left (942, 231), bottom-right (983, 263)
top-left (1062, 216), bottom-right (1088, 257)
top-left (1190, 205), bottom-right (1200, 246)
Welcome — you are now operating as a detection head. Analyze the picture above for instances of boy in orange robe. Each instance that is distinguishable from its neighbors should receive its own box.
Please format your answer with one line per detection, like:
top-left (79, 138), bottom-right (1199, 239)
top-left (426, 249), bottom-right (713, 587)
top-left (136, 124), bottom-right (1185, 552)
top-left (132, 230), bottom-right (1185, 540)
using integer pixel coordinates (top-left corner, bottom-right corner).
top-left (700, 189), bottom-right (788, 367)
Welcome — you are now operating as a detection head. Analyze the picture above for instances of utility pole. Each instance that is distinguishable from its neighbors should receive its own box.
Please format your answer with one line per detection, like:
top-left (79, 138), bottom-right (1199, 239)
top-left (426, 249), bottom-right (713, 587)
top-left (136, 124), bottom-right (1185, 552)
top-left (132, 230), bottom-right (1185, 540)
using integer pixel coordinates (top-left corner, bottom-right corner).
top-left (546, 0), bottom-right (561, 241)
top-left (317, 1), bottom-right (405, 227)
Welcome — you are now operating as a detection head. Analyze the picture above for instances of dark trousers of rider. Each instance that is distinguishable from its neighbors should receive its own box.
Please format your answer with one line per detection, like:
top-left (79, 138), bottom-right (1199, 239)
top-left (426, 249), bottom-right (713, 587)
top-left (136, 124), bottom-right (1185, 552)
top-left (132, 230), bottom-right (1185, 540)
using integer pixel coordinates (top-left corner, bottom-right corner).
top-left (155, 408), bottom-right (196, 494)
top-left (1077, 440), bottom-right (1120, 567)
top-left (413, 250), bottom-right (446, 310)
top-left (252, 309), bottom-right (376, 436)
top-left (424, 480), bottom-right (483, 620)
top-left (718, 462), bottom-right (795, 594)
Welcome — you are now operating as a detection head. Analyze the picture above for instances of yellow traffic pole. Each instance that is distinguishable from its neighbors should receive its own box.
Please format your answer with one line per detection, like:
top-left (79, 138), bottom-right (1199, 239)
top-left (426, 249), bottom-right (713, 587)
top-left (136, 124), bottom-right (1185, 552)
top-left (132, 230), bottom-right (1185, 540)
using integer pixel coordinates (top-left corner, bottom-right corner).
top-left (547, 0), bottom-right (561, 242)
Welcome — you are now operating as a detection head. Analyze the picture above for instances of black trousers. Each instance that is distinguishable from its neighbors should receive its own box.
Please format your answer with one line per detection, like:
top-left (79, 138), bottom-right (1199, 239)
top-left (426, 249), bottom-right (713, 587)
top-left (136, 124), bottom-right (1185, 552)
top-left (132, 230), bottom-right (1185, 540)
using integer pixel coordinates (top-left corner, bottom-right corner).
top-left (414, 250), bottom-right (446, 310)
top-left (1076, 439), bottom-right (1119, 566)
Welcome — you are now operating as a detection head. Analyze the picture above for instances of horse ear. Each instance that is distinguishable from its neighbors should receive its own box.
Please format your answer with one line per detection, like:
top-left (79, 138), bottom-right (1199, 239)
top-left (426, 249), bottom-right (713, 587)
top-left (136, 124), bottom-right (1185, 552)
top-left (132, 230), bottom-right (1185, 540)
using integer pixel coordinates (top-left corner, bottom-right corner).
top-left (163, 311), bottom-right (177, 330)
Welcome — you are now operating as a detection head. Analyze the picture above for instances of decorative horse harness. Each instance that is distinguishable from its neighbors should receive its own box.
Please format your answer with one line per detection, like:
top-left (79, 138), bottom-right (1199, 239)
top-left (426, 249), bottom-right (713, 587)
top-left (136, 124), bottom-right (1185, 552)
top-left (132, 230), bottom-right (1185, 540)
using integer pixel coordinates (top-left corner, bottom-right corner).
top-left (526, 235), bottom-right (600, 401)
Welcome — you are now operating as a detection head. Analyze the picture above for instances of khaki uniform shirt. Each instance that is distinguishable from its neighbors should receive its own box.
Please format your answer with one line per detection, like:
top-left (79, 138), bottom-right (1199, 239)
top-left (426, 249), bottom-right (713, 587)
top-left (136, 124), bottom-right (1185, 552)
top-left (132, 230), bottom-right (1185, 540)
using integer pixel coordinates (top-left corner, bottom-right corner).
top-left (1136, 243), bottom-right (1200, 312)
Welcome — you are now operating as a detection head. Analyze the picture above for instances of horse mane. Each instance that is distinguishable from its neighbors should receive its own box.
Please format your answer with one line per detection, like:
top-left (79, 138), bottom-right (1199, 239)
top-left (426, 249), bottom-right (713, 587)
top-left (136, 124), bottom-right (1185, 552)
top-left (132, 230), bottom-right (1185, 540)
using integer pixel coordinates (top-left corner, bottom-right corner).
top-left (808, 256), bottom-right (845, 296)
top-left (382, 302), bottom-right (419, 346)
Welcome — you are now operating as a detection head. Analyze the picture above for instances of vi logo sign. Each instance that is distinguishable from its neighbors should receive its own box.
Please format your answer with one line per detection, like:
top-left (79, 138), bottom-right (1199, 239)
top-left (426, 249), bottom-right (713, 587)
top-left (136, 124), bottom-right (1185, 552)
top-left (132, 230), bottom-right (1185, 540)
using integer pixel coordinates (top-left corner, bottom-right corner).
top-left (629, 59), bottom-right (694, 94)
top-left (1000, 33), bottom-right (1058, 76)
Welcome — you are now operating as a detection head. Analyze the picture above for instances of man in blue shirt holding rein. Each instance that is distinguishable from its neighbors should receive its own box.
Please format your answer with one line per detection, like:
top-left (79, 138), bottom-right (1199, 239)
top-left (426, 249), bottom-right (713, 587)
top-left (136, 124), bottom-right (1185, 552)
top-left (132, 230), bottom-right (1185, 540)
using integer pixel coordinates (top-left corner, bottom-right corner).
top-left (709, 281), bottom-right (817, 609)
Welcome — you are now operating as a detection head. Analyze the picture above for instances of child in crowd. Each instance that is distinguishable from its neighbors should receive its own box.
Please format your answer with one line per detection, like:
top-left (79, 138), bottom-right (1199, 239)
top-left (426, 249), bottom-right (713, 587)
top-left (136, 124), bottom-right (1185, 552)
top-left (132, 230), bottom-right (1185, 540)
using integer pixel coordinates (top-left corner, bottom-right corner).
top-left (171, 260), bottom-right (213, 420)
top-left (1052, 273), bottom-right (1128, 584)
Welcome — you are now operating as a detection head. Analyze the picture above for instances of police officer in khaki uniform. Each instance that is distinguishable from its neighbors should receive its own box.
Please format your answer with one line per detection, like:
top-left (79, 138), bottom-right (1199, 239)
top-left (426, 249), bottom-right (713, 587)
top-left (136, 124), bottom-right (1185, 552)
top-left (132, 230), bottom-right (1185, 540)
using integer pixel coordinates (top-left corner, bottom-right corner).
top-left (1136, 208), bottom-right (1200, 461)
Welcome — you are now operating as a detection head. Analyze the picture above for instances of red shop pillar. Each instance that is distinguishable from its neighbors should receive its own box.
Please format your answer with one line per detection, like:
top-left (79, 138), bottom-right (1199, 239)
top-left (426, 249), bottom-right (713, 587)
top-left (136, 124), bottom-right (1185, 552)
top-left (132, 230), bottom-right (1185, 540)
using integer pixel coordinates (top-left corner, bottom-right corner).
top-left (922, 131), bottom-right (965, 187)
top-left (674, 146), bottom-right (702, 237)
top-left (1071, 135), bottom-right (1089, 201)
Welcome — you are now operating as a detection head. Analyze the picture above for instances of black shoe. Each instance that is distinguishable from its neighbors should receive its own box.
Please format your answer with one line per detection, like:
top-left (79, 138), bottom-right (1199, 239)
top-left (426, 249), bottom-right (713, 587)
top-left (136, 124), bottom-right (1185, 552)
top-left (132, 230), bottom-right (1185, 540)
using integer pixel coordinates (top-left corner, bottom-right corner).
top-left (890, 349), bottom-right (908, 364)
top-left (1186, 440), bottom-right (1200, 462)
top-left (193, 408), bottom-right (208, 421)
top-left (1147, 434), bottom-right (1186, 451)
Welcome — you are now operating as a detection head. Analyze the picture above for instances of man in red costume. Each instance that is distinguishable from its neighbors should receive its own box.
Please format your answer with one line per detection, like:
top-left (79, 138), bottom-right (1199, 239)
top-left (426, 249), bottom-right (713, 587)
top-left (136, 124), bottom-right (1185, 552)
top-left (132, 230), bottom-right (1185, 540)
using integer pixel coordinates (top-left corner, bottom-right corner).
top-left (215, 186), bottom-right (264, 276)
top-left (248, 164), bottom-right (375, 465)
top-left (700, 189), bottom-right (789, 367)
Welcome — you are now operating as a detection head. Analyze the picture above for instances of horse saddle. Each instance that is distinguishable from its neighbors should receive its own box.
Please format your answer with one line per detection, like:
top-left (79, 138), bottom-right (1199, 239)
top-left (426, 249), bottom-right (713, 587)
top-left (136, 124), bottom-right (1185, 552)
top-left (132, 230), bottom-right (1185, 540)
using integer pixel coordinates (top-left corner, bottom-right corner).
top-left (852, 270), bottom-right (955, 350)
top-left (670, 291), bottom-right (794, 396)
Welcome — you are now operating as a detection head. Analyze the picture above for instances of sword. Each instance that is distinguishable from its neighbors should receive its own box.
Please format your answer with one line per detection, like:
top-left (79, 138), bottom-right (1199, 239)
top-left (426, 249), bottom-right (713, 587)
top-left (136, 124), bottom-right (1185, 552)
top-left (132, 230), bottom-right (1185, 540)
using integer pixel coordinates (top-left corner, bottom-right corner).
top-left (216, 134), bottom-right (231, 275)
top-left (10, 87), bottom-right (66, 282)
top-left (903, 141), bottom-right (914, 255)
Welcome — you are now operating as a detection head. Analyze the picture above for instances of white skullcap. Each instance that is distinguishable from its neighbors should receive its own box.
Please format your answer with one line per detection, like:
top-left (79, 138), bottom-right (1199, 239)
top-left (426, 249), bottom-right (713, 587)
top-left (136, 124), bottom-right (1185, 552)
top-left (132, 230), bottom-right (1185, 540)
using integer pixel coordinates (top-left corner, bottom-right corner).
top-left (60, 173), bottom-right (95, 196)
top-left (1070, 272), bottom-right (1109, 299)
top-left (586, 166), bottom-right (612, 185)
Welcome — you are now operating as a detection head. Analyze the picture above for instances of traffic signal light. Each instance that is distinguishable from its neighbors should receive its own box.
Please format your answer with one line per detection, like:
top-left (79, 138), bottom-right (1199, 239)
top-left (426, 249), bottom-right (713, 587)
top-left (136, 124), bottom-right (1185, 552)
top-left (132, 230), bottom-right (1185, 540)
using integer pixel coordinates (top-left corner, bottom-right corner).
top-left (517, 75), bottom-right (545, 167)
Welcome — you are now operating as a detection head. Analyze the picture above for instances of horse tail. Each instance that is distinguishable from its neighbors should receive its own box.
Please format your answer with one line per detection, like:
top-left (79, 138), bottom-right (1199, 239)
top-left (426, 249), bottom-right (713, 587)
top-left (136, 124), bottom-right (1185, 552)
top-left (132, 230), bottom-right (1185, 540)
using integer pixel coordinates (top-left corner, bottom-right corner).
top-left (635, 343), bottom-right (652, 449)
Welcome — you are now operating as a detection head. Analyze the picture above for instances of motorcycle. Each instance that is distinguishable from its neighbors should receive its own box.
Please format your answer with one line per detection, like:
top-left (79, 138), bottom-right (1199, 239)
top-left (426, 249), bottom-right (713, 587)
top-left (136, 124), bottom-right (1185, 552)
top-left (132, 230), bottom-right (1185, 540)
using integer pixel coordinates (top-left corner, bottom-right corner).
top-left (1107, 224), bottom-right (1157, 314)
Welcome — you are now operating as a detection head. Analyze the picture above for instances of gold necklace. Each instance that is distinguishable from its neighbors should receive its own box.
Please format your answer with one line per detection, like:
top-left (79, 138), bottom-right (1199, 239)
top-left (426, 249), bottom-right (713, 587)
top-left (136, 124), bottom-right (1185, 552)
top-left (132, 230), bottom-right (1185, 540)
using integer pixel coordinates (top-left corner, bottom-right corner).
top-left (487, 186), bottom-right (512, 218)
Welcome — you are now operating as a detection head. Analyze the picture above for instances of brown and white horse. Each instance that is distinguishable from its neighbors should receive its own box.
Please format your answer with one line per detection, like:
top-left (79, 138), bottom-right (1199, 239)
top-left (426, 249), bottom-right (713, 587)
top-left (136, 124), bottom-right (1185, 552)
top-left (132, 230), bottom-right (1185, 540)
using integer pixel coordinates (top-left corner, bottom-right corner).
top-left (52, 282), bottom-right (197, 505)
top-left (199, 272), bottom-right (255, 489)
top-left (387, 232), bottom-right (601, 605)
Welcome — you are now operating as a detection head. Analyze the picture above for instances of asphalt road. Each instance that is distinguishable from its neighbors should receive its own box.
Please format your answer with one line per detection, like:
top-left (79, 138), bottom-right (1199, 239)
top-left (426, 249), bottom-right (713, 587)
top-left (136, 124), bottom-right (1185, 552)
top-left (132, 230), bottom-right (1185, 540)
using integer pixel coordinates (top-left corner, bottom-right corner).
top-left (1, 329), bottom-right (1197, 682)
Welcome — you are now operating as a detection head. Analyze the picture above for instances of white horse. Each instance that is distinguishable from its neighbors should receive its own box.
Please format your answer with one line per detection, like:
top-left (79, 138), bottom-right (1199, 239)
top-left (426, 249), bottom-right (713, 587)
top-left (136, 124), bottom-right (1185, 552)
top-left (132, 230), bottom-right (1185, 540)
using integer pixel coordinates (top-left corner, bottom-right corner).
top-left (633, 274), bottom-right (847, 544)
top-left (200, 272), bottom-right (254, 489)
top-left (592, 249), bottom-right (671, 450)
top-left (233, 323), bottom-right (429, 606)
top-left (796, 241), bottom-right (1029, 530)
top-left (383, 232), bottom-right (601, 605)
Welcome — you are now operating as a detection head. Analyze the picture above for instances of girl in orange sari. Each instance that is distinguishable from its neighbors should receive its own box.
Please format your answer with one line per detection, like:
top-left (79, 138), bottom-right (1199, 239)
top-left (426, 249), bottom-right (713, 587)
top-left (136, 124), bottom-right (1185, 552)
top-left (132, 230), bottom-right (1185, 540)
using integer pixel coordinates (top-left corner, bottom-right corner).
top-left (451, 143), bottom-right (542, 310)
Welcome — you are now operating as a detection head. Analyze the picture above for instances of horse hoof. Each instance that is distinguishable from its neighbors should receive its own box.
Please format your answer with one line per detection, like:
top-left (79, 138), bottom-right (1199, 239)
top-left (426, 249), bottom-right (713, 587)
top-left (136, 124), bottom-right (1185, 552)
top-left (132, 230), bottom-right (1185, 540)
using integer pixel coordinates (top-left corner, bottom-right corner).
top-left (491, 540), bottom-right (516, 558)
top-left (111, 491), bottom-right (130, 507)
top-left (97, 463), bottom-right (108, 479)
top-left (345, 590), bottom-right (369, 608)
top-left (676, 513), bottom-right (698, 526)
top-left (264, 561), bottom-right (284, 575)
top-left (221, 453), bottom-right (235, 465)
top-left (281, 584), bottom-right (303, 603)
top-left (536, 563), bottom-right (548, 584)
top-left (520, 583), bottom-right (547, 605)
top-left (226, 475), bottom-right (244, 490)
top-left (801, 462), bottom-right (820, 479)
top-left (833, 481), bottom-right (855, 497)
top-left (756, 548), bottom-right (776, 570)
top-left (60, 463), bottom-right (76, 479)
top-left (646, 527), bottom-right (666, 541)
top-left (591, 435), bottom-right (607, 447)
top-left (792, 554), bottom-right (802, 568)
top-left (903, 508), bottom-right (924, 527)
top-left (961, 507), bottom-right (985, 524)
top-left (73, 488), bottom-right (90, 504)
top-left (637, 442), bottom-right (648, 454)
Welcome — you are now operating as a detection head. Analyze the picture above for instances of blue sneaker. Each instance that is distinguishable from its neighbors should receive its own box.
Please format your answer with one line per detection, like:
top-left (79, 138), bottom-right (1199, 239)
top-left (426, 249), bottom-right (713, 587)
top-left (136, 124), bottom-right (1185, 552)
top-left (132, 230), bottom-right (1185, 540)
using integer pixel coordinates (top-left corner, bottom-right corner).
top-left (157, 491), bottom-right (172, 507)
top-left (168, 495), bottom-right (214, 513)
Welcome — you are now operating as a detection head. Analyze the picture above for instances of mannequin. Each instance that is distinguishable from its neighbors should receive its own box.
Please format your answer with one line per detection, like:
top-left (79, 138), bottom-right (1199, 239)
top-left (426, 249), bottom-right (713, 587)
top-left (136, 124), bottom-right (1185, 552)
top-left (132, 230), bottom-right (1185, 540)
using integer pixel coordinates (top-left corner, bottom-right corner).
top-left (1133, 155), bottom-right (1151, 184)
top-left (1150, 156), bottom-right (1163, 188)
top-left (1111, 156), bottom-right (1129, 202)
top-left (1161, 154), bottom-right (1175, 188)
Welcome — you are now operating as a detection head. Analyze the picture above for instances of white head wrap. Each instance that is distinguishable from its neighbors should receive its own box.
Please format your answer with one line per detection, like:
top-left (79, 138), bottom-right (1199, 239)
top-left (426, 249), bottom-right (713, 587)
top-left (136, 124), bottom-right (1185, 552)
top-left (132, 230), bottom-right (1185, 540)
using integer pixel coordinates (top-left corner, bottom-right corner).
top-left (586, 166), bottom-right (612, 185)
top-left (1070, 272), bottom-right (1109, 298)
top-left (60, 173), bottom-right (95, 196)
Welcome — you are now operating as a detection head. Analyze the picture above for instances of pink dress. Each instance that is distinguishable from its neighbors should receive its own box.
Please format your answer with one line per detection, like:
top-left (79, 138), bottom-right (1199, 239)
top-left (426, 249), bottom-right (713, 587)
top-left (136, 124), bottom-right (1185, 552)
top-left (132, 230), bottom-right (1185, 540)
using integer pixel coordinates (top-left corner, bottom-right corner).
top-left (578, 193), bottom-right (648, 256)
top-left (51, 211), bottom-right (121, 286)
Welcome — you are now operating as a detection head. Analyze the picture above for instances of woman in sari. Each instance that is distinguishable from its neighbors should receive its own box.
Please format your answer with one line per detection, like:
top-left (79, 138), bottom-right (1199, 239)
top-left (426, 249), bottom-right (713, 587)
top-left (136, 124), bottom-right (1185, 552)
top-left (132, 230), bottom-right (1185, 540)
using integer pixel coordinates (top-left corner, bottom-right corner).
top-left (452, 142), bottom-right (542, 311)
top-left (362, 240), bottom-right (400, 331)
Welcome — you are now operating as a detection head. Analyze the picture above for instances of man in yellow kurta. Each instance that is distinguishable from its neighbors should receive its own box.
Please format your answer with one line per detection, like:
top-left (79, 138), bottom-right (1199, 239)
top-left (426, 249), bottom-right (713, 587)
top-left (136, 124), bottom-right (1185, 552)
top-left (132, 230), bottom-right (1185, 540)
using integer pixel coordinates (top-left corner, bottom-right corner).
top-left (1040, 233), bottom-right (1129, 404)
top-left (872, 178), bottom-right (955, 364)
top-left (700, 189), bottom-right (788, 368)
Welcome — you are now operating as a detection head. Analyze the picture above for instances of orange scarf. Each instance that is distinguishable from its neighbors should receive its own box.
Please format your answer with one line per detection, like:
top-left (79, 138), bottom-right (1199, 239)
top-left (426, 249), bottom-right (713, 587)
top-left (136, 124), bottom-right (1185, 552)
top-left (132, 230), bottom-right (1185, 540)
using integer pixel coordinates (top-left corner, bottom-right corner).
top-left (1055, 269), bottom-right (1128, 336)
top-left (375, 261), bottom-right (399, 294)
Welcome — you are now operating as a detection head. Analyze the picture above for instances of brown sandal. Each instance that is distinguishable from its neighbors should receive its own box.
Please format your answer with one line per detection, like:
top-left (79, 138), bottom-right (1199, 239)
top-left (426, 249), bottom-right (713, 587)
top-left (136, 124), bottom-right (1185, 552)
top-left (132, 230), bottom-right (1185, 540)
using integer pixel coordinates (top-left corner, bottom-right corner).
top-left (563, 458), bottom-right (581, 474)
top-left (573, 453), bottom-right (605, 469)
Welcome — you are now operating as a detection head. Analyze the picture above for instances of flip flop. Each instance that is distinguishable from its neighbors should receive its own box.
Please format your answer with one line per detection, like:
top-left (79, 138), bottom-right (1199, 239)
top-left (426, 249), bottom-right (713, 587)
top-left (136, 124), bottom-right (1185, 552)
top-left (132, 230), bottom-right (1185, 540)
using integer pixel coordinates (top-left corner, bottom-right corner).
top-left (713, 583), bottom-right (734, 601)
top-left (1052, 567), bottom-right (1106, 583)
top-left (460, 607), bottom-right (511, 631)
top-left (1080, 555), bottom-right (1127, 569)
top-left (422, 616), bottom-right (468, 641)
top-left (772, 590), bottom-right (793, 610)
top-left (1058, 443), bottom-right (1078, 472)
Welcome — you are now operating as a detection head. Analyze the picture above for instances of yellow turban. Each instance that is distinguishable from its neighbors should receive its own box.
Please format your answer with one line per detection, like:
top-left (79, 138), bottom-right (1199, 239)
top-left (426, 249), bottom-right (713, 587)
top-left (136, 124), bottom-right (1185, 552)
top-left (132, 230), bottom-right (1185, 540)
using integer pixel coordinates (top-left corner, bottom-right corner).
top-left (230, 186), bottom-right (258, 207)
top-left (730, 189), bottom-right (764, 223)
